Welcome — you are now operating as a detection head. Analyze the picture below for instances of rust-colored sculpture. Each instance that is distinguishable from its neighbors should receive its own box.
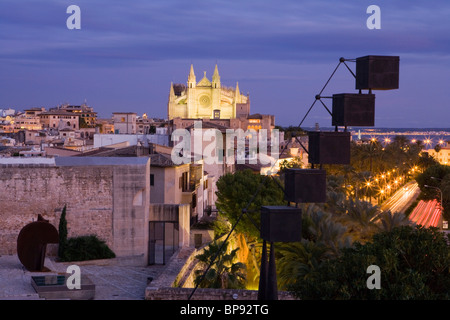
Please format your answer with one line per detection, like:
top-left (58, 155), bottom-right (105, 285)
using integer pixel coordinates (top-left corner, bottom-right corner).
top-left (17, 214), bottom-right (59, 272)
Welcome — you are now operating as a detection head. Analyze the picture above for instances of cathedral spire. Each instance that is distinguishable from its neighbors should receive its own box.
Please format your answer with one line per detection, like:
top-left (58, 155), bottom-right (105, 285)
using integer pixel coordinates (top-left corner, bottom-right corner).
top-left (212, 64), bottom-right (220, 88)
top-left (188, 64), bottom-right (196, 88)
top-left (235, 81), bottom-right (241, 102)
top-left (169, 82), bottom-right (175, 100)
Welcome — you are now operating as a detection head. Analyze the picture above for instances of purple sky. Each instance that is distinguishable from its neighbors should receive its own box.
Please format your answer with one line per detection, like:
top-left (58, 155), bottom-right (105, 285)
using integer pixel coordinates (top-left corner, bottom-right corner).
top-left (1, 0), bottom-right (450, 128)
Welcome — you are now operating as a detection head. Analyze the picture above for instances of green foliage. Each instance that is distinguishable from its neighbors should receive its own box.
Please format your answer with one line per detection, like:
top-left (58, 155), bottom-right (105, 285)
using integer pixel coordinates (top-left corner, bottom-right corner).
top-left (194, 240), bottom-right (246, 289)
top-left (60, 235), bottom-right (116, 262)
top-left (277, 205), bottom-right (352, 289)
top-left (58, 205), bottom-right (68, 259)
top-left (215, 169), bottom-right (285, 239)
top-left (212, 215), bottom-right (231, 239)
top-left (417, 152), bottom-right (440, 170)
top-left (416, 164), bottom-right (450, 195)
top-left (288, 226), bottom-right (450, 300)
top-left (278, 156), bottom-right (303, 172)
top-left (349, 136), bottom-right (423, 176)
top-left (281, 126), bottom-right (306, 139)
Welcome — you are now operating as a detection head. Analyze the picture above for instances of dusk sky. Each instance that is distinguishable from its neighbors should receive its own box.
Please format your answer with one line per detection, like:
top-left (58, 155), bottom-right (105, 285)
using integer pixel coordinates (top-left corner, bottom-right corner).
top-left (1, 0), bottom-right (449, 128)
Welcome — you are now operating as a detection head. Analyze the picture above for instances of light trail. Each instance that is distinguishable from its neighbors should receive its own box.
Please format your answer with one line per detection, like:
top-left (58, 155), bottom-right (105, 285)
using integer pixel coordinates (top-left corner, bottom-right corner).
top-left (408, 199), bottom-right (442, 228)
top-left (381, 181), bottom-right (420, 214)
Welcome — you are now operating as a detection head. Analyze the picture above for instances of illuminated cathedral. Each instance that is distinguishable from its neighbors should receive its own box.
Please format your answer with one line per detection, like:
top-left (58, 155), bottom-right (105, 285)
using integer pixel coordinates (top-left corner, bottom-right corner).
top-left (167, 64), bottom-right (250, 120)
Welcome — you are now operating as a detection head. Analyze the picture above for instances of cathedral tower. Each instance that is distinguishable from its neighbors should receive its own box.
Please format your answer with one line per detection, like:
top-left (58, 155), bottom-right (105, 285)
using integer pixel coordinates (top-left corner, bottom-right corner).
top-left (167, 64), bottom-right (250, 120)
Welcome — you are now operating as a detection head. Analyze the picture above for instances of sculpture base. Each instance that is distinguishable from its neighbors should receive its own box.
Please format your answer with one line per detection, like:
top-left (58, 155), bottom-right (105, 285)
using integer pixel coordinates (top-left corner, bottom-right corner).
top-left (31, 274), bottom-right (95, 300)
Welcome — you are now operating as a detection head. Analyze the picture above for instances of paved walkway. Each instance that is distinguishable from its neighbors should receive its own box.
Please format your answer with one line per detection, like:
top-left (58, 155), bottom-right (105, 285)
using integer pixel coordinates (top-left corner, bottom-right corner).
top-left (0, 255), bottom-right (167, 300)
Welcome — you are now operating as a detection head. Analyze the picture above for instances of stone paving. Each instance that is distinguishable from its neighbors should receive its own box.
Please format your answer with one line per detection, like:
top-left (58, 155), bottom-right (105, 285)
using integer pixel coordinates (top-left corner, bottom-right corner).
top-left (0, 254), bottom-right (167, 300)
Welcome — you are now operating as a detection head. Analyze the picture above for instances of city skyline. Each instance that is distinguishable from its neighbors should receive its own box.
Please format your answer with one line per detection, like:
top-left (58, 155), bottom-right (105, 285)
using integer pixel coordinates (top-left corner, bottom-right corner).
top-left (1, 1), bottom-right (450, 128)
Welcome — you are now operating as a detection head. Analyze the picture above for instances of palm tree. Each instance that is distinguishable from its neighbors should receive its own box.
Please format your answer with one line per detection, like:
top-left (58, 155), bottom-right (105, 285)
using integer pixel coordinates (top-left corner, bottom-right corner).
top-left (376, 210), bottom-right (412, 232)
top-left (338, 198), bottom-right (380, 243)
top-left (306, 209), bottom-right (352, 258)
top-left (276, 240), bottom-right (327, 290)
top-left (194, 240), bottom-right (246, 289)
top-left (276, 203), bottom-right (353, 290)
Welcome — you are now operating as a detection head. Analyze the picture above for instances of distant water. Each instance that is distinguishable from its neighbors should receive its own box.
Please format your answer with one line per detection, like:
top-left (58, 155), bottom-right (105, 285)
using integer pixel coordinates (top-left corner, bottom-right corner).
top-left (303, 127), bottom-right (450, 147)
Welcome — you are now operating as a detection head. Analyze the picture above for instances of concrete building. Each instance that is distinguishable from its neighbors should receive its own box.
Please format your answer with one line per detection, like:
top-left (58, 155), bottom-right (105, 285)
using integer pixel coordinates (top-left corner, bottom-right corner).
top-left (0, 108), bottom-right (16, 117)
top-left (149, 153), bottom-right (210, 224)
top-left (93, 133), bottom-right (170, 149)
top-left (12, 109), bottom-right (44, 132)
top-left (39, 110), bottom-right (80, 131)
top-left (49, 103), bottom-right (97, 128)
top-left (96, 118), bottom-right (115, 134)
top-left (0, 156), bottom-right (191, 266)
top-left (113, 112), bottom-right (137, 134)
top-left (425, 147), bottom-right (450, 165)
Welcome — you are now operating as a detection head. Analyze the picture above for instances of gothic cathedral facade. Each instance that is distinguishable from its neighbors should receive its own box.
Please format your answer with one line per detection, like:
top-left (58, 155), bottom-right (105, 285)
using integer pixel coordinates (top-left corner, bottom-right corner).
top-left (167, 65), bottom-right (250, 120)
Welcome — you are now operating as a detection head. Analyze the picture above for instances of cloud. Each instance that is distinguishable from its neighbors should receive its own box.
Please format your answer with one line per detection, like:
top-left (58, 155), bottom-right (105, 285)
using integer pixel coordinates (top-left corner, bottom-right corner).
top-left (1, 0), bottom-right (449, 66)
top-left (1, 0), bottom-right (450, 127)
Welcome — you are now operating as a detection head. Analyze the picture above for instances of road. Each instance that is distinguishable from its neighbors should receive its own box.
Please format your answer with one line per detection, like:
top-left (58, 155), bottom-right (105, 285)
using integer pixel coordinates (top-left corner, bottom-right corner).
top-left (408, 199), bottom-right (442, 228)
top-left (381, 181), bottom-right (421, 214)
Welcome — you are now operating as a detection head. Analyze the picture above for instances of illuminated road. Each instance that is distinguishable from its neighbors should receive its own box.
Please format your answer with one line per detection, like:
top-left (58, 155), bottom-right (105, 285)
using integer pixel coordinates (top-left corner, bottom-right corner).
top-left (408, 199), bottom-right (442, 227)
top-left (381, 181), bottom-right (421, 214)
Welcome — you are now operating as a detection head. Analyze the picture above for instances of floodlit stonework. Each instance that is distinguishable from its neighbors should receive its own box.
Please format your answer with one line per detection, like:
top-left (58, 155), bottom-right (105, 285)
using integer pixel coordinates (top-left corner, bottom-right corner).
top-left (168, 64), bottom-right (250, 120)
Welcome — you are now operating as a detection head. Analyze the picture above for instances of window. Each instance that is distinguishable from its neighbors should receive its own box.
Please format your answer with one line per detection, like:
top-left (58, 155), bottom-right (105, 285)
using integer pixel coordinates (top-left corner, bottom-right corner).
top-left (121, 117), bottom-right (125, 122)
top-left (180, 171), bottom-right (189, 191)
top-left (213, 110), bottom-right (220, 119)
top-left (150, 174), bottom-right (154, 186)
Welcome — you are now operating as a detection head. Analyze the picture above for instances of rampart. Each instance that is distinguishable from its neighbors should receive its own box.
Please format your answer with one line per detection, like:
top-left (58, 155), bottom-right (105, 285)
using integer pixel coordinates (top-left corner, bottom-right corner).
top-left (0, 157), bottom-right (150, 265)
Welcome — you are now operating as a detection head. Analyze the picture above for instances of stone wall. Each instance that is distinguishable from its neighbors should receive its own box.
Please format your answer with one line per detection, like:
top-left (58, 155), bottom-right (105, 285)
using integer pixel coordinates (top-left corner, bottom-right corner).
top-left (0, 164), bottom-right (113, 255)
top-left (0, 157), bottom-right (150, 264)
top-left (146, 287), bottom-right (297, 300)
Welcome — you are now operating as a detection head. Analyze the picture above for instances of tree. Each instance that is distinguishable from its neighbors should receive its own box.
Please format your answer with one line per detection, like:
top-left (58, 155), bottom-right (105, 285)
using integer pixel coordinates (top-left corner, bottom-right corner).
top-left (335, 198), bottom-right (381, 243)
top-left (376, 210), bottom-right (412, 232)
top-left (278, 156), bottom-right (303, 172)
top-left (58, 205), bottom-right (68, 260)
top-left (194, 240), bottom-right (246, 289)
top-left (417, 152), bottom-right (439, 170)
top-left (288, 225), bottom-right (450, 300)
top-left (434, 144), bottom-right (442, 154)
top-left (276, 240), bottom-right (328, 290)
top-left (277, 204), bottom-right (352, 290)
top-left (215, 169), bottom-right (285, 239)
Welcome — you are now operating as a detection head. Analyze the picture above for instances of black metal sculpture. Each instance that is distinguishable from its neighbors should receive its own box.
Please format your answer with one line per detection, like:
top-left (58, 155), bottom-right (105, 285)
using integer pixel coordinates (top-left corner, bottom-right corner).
top-left (17, 214), bottom-right (59, 272)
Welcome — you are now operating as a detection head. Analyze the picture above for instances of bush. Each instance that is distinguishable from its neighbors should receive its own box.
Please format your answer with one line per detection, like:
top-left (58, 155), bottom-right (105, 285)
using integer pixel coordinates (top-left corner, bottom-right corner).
top-left (60, 235), bottom-right (115, 262)
top-left (289, 225), bottom-right (450, 300)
